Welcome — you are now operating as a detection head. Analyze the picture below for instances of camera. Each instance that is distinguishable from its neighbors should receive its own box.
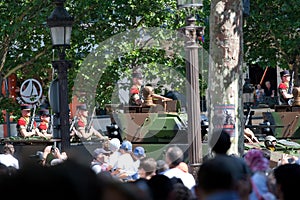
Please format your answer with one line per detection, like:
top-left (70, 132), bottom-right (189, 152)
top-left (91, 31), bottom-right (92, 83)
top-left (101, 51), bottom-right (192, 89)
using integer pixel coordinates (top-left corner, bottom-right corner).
top-left (51, 146), bottom-right (55, 152)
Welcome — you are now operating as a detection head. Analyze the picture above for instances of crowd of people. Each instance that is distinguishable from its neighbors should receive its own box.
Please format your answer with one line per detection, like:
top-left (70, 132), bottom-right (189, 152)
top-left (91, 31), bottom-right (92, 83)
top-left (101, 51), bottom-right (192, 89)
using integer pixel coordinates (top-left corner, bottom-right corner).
top-left (2, 69), bottom-right (298, 199)
top-left (0, 129), bottom-right (300, 200)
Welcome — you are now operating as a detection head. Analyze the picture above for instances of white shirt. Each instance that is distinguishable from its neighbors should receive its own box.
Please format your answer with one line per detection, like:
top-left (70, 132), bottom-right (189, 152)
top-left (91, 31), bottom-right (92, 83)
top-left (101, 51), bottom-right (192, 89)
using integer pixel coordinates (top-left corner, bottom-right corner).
top-left (115, 153), bottom-right (136, 176)
top-left (108, 151), bottom-right (121, 170)
top-left (162, 167), bottom-right (196, 190)
top-left (0, 154), bottom-right (19, 169)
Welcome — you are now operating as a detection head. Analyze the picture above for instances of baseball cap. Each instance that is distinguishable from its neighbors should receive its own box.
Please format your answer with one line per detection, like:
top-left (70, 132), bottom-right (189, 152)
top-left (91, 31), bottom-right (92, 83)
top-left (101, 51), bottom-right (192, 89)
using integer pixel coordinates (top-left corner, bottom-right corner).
top-left (120, 140), bottom-right (132, 151)
top-left (93, 148), bottom-right (110, 158)
top-left (134, 146), bottom-right (145, 157)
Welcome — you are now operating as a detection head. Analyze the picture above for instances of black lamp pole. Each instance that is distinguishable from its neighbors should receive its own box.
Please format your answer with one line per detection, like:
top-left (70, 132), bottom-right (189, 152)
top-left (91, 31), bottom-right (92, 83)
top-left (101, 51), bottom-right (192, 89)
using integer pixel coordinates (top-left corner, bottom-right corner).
top-left (47, 0), bottom-right (73, 151)
top-left (177, 0), bottom-right (204, 178)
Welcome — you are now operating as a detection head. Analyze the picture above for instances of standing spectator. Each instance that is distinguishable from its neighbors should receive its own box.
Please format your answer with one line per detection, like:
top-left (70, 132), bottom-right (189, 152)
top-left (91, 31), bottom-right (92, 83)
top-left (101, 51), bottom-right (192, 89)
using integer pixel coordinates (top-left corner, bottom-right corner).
top-left (278, 70), bottom-right (293, 105)
top-left (162, 145), bottom-right (196, 190)
top-left (274, 163), bottom-right (300, 200)
top-left (244, 149), bottom-right (276, 200)
top-left (0, 143), bottom-right (19, 169)
top-left (107, 138), bottom-right (121, 172)
top-left (264, 81), bottom-right (275, 97)
top-left (197, 155), bottom-right (241, 200)
top-left (91, 148), bottom-right (111, 174)
top-left (111, 140), bottom-right (137, 182)
top-left (209, 129), bottom-right (252, 199)
top-left (138, 157), bottom-right (157, 180)
top-left (41, 145), bottom-right (68, 167)
top-left (131, 146), bottom-right (146, 180)
top-left (156, 159), bottom-right (169, 174)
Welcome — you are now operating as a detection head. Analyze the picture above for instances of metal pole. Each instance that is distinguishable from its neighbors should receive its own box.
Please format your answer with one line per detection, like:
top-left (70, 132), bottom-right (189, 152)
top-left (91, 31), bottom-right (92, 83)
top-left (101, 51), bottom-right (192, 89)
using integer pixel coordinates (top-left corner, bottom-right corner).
top-left (4, 78), bottom-right (11, 136)
top-left (184, 16), bottom-right (202, 178)
top-left (52, 58), bottom-right (70, 151)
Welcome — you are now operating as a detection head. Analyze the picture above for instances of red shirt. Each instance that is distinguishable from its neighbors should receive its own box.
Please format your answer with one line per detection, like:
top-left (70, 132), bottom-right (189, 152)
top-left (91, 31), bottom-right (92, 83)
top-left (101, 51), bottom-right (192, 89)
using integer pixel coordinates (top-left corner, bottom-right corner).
top-left (38, 121), bottom-right (48, 130)
top-left (17, 117), bottom-right (37, 128)
top-left (278, 82), bottom-right (288, 90)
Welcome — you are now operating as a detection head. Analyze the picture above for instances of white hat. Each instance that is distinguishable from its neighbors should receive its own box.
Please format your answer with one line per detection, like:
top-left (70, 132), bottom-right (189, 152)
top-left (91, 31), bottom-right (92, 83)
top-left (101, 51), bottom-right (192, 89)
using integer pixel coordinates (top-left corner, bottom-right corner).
top-left (109, 138), bottom-right (121, 152)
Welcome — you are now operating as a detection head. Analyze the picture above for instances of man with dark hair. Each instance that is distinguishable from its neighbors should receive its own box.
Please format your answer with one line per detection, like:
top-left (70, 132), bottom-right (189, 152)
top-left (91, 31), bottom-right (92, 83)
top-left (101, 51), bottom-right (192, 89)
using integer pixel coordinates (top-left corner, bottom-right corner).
top-left (162, 145), bottom-right (195, 190)
top-left (197, 156), bottom-right (240, 200)
top-left (207, 129), bottom-right (252, 199)
top-left (274, 163), bottom-right (300, 200)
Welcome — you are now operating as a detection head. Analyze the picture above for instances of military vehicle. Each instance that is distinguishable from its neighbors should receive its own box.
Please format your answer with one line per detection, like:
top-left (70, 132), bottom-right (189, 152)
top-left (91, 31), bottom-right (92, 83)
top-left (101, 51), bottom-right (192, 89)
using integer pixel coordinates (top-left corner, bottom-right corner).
top-left (244, 103), bottom-right (300, 167)
top-left (105, 100), bottom-right (192, 160)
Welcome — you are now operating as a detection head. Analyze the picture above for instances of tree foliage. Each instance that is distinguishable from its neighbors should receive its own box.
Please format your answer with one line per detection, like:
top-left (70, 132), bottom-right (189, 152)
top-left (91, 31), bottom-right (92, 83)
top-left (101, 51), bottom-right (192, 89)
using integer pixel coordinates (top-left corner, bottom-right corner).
top-left (0, 0), bottom-right (209, 111)
top-left (243, 0), bottom-right (300, 73)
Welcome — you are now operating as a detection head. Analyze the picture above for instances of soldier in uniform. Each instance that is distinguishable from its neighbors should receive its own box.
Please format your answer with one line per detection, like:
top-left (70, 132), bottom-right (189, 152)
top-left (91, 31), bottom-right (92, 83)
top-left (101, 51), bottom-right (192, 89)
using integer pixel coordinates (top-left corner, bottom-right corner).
top-left (38, 109), bottom-right (53, 139)
top-left (278, 70), bottom-right (293, 105)
top-left (72, 104), bottom-right (106, 140)
top-left (129, 71), bottom-right (144, 106)
top-left (17, 104), bottom-right (45, 138)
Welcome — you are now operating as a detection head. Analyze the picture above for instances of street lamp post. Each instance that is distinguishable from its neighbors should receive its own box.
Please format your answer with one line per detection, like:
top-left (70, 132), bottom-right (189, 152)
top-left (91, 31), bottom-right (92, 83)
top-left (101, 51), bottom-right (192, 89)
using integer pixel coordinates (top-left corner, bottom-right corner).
top-left (177, 0), bottom-right (204, 178)
top-left (47, 0), bottom-right (73, 151)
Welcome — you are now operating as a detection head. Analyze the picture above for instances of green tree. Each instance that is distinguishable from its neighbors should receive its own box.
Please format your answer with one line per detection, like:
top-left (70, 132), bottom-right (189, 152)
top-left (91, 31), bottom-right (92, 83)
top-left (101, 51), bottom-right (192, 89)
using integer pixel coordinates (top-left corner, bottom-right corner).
top-left (0, 0), bottom-right (209, 111)
top-left (243, 0), bottom-right (300, 82)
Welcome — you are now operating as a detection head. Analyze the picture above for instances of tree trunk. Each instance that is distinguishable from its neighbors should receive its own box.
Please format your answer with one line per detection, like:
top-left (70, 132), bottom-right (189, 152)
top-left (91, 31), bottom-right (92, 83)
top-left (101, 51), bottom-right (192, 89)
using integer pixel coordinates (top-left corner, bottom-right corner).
top-left (208, 0), bottom-right (244, 155)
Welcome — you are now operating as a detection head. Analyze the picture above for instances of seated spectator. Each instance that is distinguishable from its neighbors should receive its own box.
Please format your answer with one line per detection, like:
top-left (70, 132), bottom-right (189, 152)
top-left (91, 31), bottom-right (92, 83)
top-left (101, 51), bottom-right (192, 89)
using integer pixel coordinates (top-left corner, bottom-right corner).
top-left (0, 143), bottom-right (19, 170)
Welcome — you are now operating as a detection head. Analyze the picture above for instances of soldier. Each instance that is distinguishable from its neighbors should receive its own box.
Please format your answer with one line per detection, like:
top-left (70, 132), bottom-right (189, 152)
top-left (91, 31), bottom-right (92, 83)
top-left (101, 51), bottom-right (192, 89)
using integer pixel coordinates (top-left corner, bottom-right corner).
top-left (129, 71), bottom-right (144, 106)
top-left (278, 70), bottom-right (293, 105)
top-left (73, 104), bottom-right (106, 140)
top-left (38, 109), bottom-right (53, 139)
top-left (17, 104), bottom-right (45, 138)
